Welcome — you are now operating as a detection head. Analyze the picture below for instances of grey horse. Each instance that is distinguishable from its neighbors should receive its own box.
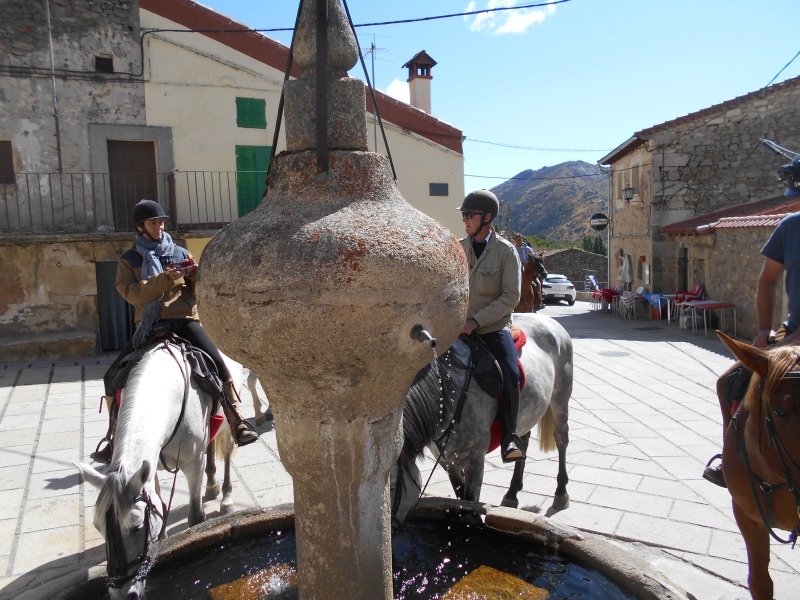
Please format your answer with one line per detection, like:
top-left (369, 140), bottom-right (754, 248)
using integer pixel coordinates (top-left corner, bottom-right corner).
top-left (391, 313), bottom-right (573, 529)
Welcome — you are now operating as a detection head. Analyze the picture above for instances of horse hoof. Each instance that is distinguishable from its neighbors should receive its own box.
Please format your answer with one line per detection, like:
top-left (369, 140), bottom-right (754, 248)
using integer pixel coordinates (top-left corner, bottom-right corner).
top-left (500, 497), bottom-right (519, 509)
top-left (552, 493), bottom-right (570, 510)
top-left (221, 501), bottom-right (235, 516)
top-left (188, 513), bottom-right (206, 527)
top-left (204, 483), bottom-right (221, 500)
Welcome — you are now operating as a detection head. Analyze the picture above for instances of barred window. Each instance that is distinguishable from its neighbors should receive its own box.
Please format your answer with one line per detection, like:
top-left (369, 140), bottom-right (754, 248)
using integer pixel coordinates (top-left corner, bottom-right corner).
top-left (0, 141), bottom-right (15, 185)
top-left (429, 182), bottom-right (449, 196)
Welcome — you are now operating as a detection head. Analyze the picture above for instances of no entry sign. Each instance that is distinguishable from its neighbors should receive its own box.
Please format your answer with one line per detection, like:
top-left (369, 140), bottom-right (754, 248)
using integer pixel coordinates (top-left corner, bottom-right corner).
top-left (590, 213), bottom-right (608, 231)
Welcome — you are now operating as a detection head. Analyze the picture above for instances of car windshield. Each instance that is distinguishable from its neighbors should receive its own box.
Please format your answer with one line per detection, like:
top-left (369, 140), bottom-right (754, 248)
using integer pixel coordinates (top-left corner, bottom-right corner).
top-left (546, 277), bottom-right (570, 283)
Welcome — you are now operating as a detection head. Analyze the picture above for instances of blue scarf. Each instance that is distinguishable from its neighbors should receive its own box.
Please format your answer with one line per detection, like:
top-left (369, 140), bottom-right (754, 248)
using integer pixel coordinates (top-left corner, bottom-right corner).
top-left (132, 231), bottom-right (177, 348)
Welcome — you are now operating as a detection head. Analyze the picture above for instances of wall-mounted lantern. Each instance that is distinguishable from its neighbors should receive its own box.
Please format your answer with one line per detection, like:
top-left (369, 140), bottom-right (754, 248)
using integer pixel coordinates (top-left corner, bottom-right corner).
top-left (622, 186), bottom-right (636, 202)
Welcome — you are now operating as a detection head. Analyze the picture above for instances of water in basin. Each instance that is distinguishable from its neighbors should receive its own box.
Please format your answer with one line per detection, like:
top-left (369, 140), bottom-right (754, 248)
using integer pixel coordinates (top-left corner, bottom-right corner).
top-left (145, 521), bottom-right (634, 599)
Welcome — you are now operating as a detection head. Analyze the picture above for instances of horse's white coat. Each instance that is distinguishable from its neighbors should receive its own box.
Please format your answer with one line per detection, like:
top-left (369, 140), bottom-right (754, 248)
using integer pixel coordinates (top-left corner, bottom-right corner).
top-left (75, 345), bottom-right (240, 600)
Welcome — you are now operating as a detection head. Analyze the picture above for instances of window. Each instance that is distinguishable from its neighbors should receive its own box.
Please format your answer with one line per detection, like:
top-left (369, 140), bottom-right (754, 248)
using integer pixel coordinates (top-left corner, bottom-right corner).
top-left (0, 141), bottom-right (14, 185)
top-left (236, 97), bottom-right (267, 129)
top-left (95, 56), bottom-right (114, 73)
top-left (429, 182), bottom-right (449, 196)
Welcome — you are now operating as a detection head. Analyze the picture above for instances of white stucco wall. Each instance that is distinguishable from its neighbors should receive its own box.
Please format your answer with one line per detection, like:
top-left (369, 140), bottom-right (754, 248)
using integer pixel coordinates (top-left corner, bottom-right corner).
top-left (140, 9), bottom-right (464, 234)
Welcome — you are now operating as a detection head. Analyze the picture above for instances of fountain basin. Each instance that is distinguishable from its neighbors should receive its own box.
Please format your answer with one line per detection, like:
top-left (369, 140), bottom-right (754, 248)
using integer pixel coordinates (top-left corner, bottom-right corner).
top-left (63, 499), bottom-right (688, 600)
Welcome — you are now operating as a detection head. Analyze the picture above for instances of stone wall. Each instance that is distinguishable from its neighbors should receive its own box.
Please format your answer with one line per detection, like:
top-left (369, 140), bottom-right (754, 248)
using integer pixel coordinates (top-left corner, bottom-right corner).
top-left (0, 1), bottom-right (144, 174)
top-left (648, 79), bottom-right (800, 216)
top-left (541, 248), bottom-right (608, 289)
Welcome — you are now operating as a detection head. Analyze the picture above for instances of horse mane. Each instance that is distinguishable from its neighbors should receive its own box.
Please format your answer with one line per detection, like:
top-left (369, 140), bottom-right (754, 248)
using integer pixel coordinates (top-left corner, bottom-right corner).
top-left (402, 362), bottom-right (443, 462)
top-left (743, 345), bottom-right (800, 412)
top-left (93, 465), bottom-right (131, 537)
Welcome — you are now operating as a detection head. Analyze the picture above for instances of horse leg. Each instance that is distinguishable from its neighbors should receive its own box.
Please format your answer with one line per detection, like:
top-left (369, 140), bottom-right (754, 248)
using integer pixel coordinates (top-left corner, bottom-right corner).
top-left (501, 432), bottom-right (530, 508)
top-left (219, 429), bottom-right (236, 515)
top-left (732, 501), bottom-right (772, 600)
top-left (446, 454), bottom-right (484, 502)
top-left (204, 438), bottom-right (221, 500)
top-left (247, 372), bottom-right (271, 426)
top-left (552, 406), bottom-right (570, 510)
top-left (185, 456), bottom-right (207, 527)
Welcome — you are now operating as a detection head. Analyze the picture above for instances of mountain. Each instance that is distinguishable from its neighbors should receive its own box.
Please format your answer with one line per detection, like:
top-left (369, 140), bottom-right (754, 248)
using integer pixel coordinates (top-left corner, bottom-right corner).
top-left (490, 161), bottom-right (608, 243)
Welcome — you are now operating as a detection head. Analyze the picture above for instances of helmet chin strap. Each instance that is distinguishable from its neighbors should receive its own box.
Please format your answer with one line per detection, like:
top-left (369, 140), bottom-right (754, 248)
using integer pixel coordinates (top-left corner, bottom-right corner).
top-left (137, 223), bottom-right (160, 243)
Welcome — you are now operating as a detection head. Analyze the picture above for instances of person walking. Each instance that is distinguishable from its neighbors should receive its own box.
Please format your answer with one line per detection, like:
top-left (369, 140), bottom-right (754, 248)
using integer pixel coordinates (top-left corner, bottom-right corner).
top-left (458, 191), bottom-right (525, 462)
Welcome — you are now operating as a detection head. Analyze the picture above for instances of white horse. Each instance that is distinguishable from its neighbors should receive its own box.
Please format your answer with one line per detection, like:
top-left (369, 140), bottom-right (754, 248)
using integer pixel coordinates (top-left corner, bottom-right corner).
top-left (391, 313), bottom-right (573, 529)
top-left (75, 342), bottom-right (240, 600)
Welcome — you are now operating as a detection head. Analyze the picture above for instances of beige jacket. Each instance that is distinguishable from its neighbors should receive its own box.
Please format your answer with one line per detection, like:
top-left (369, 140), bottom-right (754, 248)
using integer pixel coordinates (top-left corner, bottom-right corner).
top-left (115, 249), bottom-right (199, 324)
top-left (460, 232), bottom-right (521, 334)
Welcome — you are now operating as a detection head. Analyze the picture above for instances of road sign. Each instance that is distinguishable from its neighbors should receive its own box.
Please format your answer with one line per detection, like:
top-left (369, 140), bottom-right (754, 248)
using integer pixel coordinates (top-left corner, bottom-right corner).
top-left (590, 213), bottom-right (608, 231)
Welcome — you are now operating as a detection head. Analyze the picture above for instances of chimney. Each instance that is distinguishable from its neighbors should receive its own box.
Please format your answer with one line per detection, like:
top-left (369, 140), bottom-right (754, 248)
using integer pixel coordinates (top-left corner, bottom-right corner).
top-left (402, 50), bottom-right (436, 114)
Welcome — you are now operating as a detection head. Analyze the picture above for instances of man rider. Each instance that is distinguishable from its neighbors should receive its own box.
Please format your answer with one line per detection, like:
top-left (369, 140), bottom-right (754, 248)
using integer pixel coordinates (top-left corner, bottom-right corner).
top-left (91, 200), bottom-right (258, 463)
top-left (513, 234), bottom-right (547, 309)
top-left (458, 191), bottom-right (525, 462)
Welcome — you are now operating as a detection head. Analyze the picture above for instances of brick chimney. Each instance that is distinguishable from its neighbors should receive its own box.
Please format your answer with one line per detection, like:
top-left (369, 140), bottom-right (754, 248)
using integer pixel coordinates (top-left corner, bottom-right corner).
top-left (402, 50), bottom-right (436, 114)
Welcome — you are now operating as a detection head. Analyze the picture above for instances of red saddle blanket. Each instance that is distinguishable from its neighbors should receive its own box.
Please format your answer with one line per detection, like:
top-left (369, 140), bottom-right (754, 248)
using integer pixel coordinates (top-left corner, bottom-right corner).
top-left (487, 326), bottom-right (527, 454)
top-left (114, 390), bottom-right (226, 442)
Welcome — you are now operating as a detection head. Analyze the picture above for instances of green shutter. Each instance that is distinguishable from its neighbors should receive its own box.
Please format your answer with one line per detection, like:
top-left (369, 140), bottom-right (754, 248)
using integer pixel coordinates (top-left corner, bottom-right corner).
top-left (236, 97), bottom-right (267, 129)
top-left (236, 145), bottom-right (271, 217)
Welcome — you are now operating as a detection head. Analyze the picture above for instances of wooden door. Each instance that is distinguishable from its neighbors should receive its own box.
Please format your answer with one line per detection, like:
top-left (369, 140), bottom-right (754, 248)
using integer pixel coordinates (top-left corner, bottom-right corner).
top-left (107, 140), bottom-right (158, 231)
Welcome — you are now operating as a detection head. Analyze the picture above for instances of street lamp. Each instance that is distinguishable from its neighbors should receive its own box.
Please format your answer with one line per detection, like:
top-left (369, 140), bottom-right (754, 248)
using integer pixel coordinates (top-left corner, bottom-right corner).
top-left (622, 186), bottom-right (635, 202)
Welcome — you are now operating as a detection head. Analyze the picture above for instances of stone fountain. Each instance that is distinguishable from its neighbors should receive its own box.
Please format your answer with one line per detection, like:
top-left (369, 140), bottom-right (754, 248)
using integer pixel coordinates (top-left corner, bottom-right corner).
top-left (195, 0), bottom-right (468, 598)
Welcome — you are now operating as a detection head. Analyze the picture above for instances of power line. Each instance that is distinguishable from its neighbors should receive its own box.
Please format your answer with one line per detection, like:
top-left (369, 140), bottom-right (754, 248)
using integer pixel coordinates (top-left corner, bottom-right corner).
top-left (466, 139), bottom-right (611, 152)
top-left (766, 49), bottom-right (800, 88)
top-left (466, 172), bottom-right (606, 181)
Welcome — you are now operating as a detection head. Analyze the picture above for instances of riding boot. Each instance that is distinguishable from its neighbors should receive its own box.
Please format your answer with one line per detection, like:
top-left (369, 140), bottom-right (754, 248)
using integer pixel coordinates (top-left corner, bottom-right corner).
top-left (90, 395), bottom-right (117, 464)
top-left (499, 386), bottom-right (525, 463)
top-left (222, 379), bottom-right (259, 447)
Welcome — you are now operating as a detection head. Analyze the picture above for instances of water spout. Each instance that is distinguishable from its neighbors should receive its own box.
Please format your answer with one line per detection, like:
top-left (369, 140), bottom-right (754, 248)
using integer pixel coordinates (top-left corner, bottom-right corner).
top-left (410, 325), bottom-right (437, 349)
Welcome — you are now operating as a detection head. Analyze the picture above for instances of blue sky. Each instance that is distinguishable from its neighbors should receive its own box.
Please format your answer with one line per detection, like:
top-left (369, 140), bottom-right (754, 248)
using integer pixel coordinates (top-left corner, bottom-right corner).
top-left (198, 0), bottom-right (800, 188)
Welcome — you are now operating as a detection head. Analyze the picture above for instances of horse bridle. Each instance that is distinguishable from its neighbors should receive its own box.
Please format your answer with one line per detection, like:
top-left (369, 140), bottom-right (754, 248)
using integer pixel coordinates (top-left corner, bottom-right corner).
top-left (733, 369), bottom-right (800, 547)
top-left (105, 490), bottom-right (165, 589)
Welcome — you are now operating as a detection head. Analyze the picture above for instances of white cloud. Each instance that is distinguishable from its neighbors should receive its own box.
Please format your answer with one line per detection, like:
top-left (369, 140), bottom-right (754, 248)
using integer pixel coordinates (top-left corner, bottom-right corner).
top-left (385, 79), bottom-right (410, 104)
top-left (466, 0), bottom-right (556, 35)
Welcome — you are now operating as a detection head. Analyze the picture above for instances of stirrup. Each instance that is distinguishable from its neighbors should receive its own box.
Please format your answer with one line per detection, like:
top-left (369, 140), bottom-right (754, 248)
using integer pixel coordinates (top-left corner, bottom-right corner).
top-left (90, 438), bottom-right (113, 464)
top-left (702, 453), bottom-right (726, 488)
top-left (235, 419), bottom-right (259, 447)
top-left (501, 434), bottom-right (526, 463)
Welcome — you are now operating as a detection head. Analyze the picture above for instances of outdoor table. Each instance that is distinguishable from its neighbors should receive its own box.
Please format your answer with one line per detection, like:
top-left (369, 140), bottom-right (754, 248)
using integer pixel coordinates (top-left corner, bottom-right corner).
top-left (661, 294), bottom-right (677, 324)
top-left (681, 300), bottom-right (737, 338)
top-left (642, 293), bottom-right (669, 321)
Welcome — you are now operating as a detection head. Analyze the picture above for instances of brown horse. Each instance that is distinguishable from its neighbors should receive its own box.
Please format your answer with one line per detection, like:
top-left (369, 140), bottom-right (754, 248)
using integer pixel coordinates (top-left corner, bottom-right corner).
top-left (717, 332), bottom-right (800, 600)
top-left (515, 256), bottom-right (537, 313)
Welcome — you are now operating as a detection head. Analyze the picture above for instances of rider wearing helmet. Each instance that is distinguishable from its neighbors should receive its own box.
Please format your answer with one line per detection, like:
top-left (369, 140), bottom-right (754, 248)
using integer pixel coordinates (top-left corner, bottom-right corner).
top-left (458, 190), bottom-right (525, 462)
top-left (92, 200), bottom-right (258, 463)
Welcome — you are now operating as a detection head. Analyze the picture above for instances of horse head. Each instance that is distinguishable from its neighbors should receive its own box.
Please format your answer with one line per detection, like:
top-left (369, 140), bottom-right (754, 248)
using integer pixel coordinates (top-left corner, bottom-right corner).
top-left (75, 460), bottom-right (162, 600)
top-left (718, 332), bottom-right (800, 488)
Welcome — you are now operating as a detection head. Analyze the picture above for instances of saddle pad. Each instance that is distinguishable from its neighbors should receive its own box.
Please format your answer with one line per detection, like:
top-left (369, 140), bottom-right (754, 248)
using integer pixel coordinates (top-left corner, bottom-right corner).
top-left (210, 411), bottom-right (225, 442)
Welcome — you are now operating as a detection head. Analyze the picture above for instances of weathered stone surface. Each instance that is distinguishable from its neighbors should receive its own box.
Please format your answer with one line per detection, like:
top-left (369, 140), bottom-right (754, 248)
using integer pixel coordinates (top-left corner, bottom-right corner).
top-left (292, 0), bottom-right (358, 76)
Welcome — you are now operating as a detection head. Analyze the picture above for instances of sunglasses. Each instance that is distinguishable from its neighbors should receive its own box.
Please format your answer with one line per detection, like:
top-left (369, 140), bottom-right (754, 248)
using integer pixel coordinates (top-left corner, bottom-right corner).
top-left (461, 211), bottom-right (484, 220)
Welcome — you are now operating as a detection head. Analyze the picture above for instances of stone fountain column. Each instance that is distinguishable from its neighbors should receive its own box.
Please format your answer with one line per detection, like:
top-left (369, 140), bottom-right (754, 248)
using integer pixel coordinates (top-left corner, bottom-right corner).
top-left (196, 1), bottom-right (468, 598)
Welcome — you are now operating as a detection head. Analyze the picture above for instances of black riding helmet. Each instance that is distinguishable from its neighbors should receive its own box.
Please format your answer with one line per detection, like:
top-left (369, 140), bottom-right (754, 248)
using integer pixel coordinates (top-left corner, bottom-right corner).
top-left (457, 190), bottom-right (499, 220)
top-left (132, 200), bottom-right (167, 241)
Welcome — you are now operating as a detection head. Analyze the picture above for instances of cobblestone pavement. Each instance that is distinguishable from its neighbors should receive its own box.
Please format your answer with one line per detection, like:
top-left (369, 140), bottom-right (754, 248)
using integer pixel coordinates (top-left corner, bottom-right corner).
top-left (0, 302), bottom-right (798, 598)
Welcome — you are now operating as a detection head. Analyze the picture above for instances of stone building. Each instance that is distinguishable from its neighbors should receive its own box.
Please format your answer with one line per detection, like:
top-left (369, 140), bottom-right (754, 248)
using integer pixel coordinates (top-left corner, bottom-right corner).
top-left (0, 0), bottom-right (466, 361)
top-left (661, 195), bottom-right (800, 339)
top-left (538, 248), bottom-right (608, 289)
top-left (598, 76), bottom-right (800, 297)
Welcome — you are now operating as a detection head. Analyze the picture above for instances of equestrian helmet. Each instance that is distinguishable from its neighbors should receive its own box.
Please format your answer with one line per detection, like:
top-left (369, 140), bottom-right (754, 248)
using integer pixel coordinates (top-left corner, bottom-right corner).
top-left (778, 154), bottom-right (800, 197)
top-left (457, 190), bottom-right (499, 220)
top-left (132, 200), bottom-right (167, 226)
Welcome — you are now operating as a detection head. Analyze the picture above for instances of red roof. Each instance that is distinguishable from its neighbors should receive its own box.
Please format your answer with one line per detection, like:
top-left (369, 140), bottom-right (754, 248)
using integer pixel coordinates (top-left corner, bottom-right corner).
top-left (662, 195), bottom-right (800, 236)
top-left (140, 0), bottom-right (463, 154)
top-left (599, 76), bottom-right (800, 165)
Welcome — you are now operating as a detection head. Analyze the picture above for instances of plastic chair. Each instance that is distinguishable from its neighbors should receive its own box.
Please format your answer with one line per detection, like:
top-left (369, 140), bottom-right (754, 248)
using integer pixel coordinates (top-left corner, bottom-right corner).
top-left (673, 285), bottom-right (705, 321)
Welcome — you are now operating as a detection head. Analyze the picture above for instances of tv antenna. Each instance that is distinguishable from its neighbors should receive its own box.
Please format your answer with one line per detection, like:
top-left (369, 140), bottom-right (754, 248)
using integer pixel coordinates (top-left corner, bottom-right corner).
top-left (362, 35), bottom-right (388, 152)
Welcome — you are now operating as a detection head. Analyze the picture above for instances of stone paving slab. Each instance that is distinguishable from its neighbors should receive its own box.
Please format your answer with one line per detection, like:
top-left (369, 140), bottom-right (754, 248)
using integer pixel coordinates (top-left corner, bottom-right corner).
top-left (0, 303), bottom-right (797, 599)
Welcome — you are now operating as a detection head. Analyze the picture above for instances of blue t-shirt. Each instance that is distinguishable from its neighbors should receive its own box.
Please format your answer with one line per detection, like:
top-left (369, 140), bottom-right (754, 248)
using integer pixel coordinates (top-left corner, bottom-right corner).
top-left (761, 211), bottom-right (800, 326)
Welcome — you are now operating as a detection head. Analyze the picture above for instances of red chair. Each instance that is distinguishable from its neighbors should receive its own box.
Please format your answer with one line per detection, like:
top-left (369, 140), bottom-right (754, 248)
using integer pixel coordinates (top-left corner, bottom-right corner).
top-left (673, 285), bottom-right (705, 322)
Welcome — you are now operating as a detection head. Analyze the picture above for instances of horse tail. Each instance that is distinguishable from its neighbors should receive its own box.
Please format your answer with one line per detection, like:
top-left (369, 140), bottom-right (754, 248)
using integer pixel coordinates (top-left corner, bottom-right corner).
top-left (213, 424), bottom-right (237, 461)
top-left (537, 404), bottom-right (557, 453)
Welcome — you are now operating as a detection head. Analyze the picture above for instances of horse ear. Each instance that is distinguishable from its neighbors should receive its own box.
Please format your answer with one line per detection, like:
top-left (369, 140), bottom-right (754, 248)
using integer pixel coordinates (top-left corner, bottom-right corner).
top-left (716, 331), bottom-right (769, 379)
top-left (127, 460), bottom-right (152, 498)
top-left (74, 461), bottom-right (107, 489)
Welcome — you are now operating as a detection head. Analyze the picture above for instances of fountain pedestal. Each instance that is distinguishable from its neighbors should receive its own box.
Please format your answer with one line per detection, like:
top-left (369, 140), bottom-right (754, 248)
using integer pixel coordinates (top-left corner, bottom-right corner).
top-left (197, 1), bottom-right (468, 598)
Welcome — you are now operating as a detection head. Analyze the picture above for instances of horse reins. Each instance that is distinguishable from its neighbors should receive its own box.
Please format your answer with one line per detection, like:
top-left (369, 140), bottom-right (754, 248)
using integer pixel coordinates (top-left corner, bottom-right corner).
top-left (733, 371), bottom-right (800, 547)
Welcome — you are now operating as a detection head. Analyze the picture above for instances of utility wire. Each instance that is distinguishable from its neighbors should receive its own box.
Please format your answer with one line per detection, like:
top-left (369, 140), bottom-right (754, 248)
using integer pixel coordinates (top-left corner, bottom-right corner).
top-left (467, 139), bottom-right (611, 152)
top-left (466, 172), bottom-right (606, 181)
top-left (766, 49), bottom-right (800, 88)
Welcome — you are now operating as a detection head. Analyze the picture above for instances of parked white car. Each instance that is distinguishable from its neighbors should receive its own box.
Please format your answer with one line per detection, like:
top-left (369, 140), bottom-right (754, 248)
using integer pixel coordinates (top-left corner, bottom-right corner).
top-left (542, 274), bottom-right (576, 305)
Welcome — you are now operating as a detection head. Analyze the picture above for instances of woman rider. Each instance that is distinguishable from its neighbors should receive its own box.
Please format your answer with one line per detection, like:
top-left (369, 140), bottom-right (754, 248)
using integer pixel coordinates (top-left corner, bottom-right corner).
top-left (91, 200), bottom-right (258, 463)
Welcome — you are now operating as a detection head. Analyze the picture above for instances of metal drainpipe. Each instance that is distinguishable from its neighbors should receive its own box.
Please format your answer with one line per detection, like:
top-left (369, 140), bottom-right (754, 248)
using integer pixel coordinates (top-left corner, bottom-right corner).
top-left (44, 0), bottom-right (63, 173)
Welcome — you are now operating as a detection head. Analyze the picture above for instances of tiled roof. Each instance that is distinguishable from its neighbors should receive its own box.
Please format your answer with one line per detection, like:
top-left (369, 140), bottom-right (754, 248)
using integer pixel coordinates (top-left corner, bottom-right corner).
top-left (662, 195), bottom-right (800, 236)
top-left (599, 76), bottom-right (800, 166)
top-left (140, 0), bottom-right (463, 154)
